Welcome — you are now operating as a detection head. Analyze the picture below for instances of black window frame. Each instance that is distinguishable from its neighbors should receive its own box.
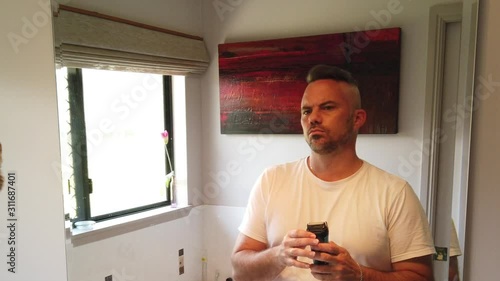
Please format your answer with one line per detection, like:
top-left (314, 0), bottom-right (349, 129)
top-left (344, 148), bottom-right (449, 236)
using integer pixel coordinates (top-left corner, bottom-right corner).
top-left (65, 67), bottom-right (174, 224)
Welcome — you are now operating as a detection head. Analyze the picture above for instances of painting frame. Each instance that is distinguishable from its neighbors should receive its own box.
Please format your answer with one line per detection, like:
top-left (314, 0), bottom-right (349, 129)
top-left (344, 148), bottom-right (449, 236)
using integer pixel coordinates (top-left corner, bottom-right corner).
top-left (218, 27), bottom-right (401, 134)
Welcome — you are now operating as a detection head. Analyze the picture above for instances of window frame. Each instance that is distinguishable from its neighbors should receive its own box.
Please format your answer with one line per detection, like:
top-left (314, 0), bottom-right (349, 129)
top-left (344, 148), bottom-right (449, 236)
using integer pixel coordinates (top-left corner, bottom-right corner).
top-left (64, 67), bottom-right (174, 223)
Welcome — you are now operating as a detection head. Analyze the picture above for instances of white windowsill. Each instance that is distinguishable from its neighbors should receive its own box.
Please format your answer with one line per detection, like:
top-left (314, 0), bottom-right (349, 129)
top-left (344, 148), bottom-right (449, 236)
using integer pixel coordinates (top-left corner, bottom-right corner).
top-left (66, 205), bottom-right (194, 246)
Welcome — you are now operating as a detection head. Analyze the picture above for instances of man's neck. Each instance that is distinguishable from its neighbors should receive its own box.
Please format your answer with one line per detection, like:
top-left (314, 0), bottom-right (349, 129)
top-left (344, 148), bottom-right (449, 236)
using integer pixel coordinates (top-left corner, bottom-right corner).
top-left (308, 152), bottom-right (363, 182)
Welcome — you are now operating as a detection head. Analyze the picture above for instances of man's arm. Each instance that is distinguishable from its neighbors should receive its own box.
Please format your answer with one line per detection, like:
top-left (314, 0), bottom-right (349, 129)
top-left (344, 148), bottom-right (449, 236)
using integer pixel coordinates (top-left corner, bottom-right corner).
top-left (449, 256), bottom-right (460, 281)
top-left (362, 255), bottom-right (434, 281)
top-left (231, 230), bottom-right (319, 281)
top-left (231, 234), bottom-right (284, 281)
top-left (310, 241), bottom-right (434, 281)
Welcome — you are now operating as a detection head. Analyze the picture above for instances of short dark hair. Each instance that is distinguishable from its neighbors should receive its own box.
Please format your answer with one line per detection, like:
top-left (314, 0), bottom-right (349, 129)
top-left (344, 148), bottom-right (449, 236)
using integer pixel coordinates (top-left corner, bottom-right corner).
top-left (306, 65), bottom-right (358, 87)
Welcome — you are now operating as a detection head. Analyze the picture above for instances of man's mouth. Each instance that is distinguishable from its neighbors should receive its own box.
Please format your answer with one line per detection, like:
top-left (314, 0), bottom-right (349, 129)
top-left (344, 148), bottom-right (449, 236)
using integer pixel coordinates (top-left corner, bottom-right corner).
top-left (308, 128), bottom-right (325, 138)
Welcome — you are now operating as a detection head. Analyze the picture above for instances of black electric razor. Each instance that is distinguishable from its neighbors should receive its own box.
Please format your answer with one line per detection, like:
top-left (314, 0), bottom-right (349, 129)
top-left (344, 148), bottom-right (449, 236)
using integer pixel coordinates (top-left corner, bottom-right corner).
top-left (307, 221), bottom-right (329, 265)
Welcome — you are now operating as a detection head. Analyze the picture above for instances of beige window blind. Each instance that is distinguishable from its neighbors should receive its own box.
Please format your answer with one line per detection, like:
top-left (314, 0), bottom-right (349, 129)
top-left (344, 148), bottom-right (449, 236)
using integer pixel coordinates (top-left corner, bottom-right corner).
top-left (53, 5), bottom-right (209, 75)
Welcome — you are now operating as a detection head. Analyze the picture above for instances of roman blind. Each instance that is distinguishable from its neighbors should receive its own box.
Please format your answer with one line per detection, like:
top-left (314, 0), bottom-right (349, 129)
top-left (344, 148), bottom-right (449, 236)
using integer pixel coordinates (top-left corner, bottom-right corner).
top-left (53, 5), bottom-right (209, 75)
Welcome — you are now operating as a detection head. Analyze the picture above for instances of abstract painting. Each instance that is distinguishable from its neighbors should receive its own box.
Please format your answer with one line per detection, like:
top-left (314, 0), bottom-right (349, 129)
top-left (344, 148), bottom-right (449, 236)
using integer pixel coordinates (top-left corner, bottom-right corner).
top-left (218, 27), bottom-right (401, 134)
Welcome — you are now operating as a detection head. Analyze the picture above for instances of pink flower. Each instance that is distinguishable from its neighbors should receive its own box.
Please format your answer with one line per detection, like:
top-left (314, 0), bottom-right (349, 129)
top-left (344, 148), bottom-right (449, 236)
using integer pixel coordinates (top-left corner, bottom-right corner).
top-left (161, 130), bottom-right (169, 144)
top-left (162, 130), bottom-right (173, 172)
top-left (162, 130), bottom-right (176, 207)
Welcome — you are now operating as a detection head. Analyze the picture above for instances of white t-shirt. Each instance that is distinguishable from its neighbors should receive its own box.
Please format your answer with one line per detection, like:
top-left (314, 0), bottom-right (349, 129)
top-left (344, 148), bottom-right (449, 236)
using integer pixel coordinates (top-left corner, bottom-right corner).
top-left (239, 158), bottom-right (435, 280)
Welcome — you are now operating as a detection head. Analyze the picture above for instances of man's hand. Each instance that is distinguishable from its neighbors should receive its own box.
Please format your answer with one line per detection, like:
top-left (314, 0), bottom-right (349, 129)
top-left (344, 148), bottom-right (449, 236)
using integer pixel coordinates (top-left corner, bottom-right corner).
top-left (277, 229), bottom-right (320, 268)
top-left (231, 229), bottom-right (319, 281)
top-left (309, 241), bottom-right (361, 281)
top-left (308, 241), bottom-right (434, 281)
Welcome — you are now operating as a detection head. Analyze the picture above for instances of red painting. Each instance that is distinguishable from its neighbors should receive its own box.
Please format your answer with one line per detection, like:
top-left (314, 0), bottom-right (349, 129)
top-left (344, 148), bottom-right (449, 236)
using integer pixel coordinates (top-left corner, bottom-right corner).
top-left (218, 27), bottom-right (401, 134)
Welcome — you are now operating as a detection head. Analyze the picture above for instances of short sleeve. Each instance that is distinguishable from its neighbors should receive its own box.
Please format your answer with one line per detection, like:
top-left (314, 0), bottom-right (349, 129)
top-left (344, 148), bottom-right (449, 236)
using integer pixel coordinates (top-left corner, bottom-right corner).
top-left (238, 168), bottom-right (272, 244)
top-left (387, 183), bottom-right (436, 263)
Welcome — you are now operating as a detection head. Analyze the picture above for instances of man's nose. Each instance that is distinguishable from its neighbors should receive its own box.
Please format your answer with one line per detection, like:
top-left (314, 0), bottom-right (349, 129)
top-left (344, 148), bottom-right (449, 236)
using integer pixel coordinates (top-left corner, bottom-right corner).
top-left (308, 109), bottom-right (321, 124)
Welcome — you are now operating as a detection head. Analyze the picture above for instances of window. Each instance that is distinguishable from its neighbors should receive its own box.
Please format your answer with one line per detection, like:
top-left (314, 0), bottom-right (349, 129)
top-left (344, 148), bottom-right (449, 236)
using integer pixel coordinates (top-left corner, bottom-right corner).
top-left (56, 67), bottom-right (175, 223)
top-left (52, 5), bottom-right (206, 226)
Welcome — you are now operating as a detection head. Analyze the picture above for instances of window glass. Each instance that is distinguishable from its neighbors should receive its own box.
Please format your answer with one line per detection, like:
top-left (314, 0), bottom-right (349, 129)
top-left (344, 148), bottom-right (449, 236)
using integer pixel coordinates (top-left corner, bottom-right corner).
top-left (56, 67), bottom-right (171, 221)
top-left (81, 69), bottom-right (166, 216)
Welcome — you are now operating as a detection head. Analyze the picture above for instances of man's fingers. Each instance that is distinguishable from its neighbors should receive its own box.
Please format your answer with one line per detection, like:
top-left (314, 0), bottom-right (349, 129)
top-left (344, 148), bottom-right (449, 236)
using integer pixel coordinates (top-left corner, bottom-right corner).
top-left (279, 229), bottom-right (332, 270)
top-left (287, 247), bottom-right (316, 260)
top-left (284, 237), bottom-right (319, 249)
top-left (286, 258), bottom-right (311, 269)
top-left (283, 230), bottom-right (319, 249)
top-left (283, 248), bottom-right (315, 269)
top-left (311, 251), bottom-right (336, 265)
top-left (288, 229), bottom-right (317, 238)
top-left (310, 241), bottom-right (345, 255)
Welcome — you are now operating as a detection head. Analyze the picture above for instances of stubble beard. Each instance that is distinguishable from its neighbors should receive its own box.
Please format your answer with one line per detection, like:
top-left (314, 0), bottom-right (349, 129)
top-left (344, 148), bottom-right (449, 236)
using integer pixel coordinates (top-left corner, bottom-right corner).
top-left (306, 115), bottom-right (355, 155)
top-left (307, 134), bottom-right (337, 154)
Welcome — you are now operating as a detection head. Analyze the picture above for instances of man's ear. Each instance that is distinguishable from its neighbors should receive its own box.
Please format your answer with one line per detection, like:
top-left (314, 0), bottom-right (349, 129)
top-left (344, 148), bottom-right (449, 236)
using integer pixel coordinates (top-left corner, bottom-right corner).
top-left (353, 109), bottom-right (367, 130)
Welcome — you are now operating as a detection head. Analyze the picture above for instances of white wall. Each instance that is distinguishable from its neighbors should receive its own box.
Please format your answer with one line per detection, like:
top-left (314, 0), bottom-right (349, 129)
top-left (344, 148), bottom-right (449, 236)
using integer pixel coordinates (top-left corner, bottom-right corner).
top-left (55, 0), bottom-right (203, 37)
top-left (0, 0), bottom-right (67, 280)
top-left (200, 0), bottom-right (459, 207)
top-left (65, 206), bottom-right (242, 281)
top-left (66, 207), bottom-right (204, 281)
top-left (202, 205), bottom-right (245, 280)
top-left (464, 0), bottom-right (500, 279)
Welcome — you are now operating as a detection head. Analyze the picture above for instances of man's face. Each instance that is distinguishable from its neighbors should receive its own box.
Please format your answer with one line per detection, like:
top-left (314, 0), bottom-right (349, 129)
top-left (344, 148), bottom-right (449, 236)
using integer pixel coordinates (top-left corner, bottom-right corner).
top-left (300, 79), bottom-right (362, 154)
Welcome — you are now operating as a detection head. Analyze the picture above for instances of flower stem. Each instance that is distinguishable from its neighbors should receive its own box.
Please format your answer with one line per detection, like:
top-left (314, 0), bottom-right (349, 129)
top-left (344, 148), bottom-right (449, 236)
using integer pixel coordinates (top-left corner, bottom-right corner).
top-left (164, 144), bottom-right (173, 173)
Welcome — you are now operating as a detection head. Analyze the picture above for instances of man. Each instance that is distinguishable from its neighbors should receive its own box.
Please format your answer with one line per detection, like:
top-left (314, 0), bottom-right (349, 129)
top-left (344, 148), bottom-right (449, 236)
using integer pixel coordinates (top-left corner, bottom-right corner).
top-left (231, 65), bottom-right (435, 281)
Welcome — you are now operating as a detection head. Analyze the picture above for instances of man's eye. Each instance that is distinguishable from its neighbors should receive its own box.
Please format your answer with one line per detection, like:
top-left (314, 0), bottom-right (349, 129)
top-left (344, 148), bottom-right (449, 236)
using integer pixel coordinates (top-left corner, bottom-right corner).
top-left (302, 110), bottom-right (310, 115)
